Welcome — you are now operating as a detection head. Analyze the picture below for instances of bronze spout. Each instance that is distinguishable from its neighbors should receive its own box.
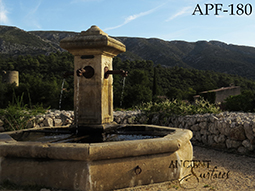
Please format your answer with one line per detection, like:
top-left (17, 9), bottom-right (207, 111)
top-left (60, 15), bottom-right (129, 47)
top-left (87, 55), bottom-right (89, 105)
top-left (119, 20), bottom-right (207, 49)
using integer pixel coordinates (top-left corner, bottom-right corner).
top-left (76, 68), bottom-right (86, 77)
top-left (104, 66), bottom-right (128, 79)
top-left (76, 66), bottom-right (95, 78)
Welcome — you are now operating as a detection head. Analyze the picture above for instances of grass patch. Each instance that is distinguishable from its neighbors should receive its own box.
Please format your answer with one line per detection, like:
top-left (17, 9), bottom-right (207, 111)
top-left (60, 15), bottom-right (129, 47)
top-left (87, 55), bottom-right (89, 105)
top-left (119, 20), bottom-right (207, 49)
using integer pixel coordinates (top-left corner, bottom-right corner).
top-left (0, 92), bottom-right (46, 131)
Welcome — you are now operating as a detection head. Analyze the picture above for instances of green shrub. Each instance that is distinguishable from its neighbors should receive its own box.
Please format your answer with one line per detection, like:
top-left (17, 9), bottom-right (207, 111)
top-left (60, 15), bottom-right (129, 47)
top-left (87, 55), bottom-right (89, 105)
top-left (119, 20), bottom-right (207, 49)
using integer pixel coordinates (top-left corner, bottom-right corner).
top-left (137, 98), bottom-right (221, 116)
top-left (224, 90), bottom-right (255, 112)
top-left (0, 93), bottom-right (46, 131)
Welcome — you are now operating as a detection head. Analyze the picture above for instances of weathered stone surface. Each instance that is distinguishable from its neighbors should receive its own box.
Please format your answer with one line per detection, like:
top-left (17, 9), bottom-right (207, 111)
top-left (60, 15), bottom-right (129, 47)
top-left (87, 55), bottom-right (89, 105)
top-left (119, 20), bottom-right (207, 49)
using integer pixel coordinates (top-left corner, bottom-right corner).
top-left (242, 139), bottom-right (253, 151)
top-left (54, 119), bottom-right (63, 126)
top-left (194, 131), bottom-right (202, 141)
top-left (214, 134), bottom-right (226, 143)
top-left (43, 117), bottom-right (53, 127)
top-left (200, 129), bottom-right (208, 135)
top-left (0, 125), bottom-right (193, 191)
top-left (208, 123), bottom-right (219, 134)
top-left (201, 134), bottom-right (207, 144)
top-left (238, 146), bottom-right (247, 154)
top-left (60, 25), bottom-right (126, 127)
top-left (209, 115), bottom-right (218, 123)
top-left (114, 116), bottom-right (121, 124)
top-left (0, 119), bottom-right (4, 127)
top-left (1, 109), bottom-right (255, 154)
top-left (190, 124), bottom-right (200, 131)
top-left (226, 139), bottom-right (242, 148)
top-left (60, 113), bottom-right (70, 122)
top-left (229, 126), bottom-right (246, 141)
top-left (208, 135), bottom-right (215, 146)
top-left (127, 116), bottom-right (136, 124)
top-left (26, 120), bottom-right (35, 129)
top-left (37, 117), bottom-right (44, 123)
top-left (244, 121), bottom-right (254, 142)
top-left (199, 121), bottom-right (207, 129)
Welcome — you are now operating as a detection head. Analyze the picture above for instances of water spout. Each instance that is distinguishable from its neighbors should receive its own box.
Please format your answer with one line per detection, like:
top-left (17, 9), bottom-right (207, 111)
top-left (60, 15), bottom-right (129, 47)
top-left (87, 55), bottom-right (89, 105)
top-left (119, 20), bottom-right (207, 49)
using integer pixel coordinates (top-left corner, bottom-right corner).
top-left (104, 66), bottom-right (128, 79)
top-left (59, 79), bottom-right (66, 110)
top-left (120, 77), bottom-right (126, 107)
top-left (76, 68), bottom-right (86, 77)
top-left (77, 66), bottom-right (95, 78)
top-left (75, 77), bottom-right (80, 134)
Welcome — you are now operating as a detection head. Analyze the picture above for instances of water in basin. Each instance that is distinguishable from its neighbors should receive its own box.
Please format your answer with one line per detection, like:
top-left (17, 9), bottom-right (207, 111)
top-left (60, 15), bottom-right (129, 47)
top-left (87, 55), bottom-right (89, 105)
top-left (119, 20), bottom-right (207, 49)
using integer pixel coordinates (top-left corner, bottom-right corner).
top-left (10, 125), bottom-right (174, 143)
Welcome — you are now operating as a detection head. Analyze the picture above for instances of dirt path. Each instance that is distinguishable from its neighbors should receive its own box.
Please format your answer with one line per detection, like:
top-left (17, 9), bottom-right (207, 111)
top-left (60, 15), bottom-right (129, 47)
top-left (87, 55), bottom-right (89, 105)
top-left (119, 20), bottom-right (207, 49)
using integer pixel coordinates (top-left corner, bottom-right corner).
top-left (116, 145), bottom-right (255, 191)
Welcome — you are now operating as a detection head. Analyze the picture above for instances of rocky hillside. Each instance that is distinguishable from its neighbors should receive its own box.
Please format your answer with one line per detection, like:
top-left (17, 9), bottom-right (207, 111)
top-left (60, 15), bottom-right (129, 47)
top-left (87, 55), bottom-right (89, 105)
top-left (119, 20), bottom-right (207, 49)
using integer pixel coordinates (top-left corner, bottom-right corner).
top-left (1, 25), bottom-right (255, 79)
top-left (0, 26), bottom-right (60, 56)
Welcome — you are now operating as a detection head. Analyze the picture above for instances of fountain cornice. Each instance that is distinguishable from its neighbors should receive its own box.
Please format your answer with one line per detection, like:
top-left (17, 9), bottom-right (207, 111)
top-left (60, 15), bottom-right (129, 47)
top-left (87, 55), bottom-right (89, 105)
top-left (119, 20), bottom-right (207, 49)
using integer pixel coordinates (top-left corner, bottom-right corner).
top-left (60, 25), bottom-right (126, 57)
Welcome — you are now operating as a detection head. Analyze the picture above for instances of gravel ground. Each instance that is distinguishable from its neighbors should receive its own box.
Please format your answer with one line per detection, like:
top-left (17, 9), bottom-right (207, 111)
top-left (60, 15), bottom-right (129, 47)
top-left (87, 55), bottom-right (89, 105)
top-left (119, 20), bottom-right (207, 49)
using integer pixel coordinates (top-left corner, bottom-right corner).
top-left (115, 145), bottom-right (255, 191)
top-left (1, 145), bottom-right (255, 191)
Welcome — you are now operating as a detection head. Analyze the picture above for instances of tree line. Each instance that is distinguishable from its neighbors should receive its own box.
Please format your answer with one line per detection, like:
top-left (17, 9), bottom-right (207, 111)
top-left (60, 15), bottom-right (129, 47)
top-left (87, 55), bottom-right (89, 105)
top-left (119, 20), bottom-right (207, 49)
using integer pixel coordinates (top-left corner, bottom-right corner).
top-left (1, 52), bottom-right (255, 111)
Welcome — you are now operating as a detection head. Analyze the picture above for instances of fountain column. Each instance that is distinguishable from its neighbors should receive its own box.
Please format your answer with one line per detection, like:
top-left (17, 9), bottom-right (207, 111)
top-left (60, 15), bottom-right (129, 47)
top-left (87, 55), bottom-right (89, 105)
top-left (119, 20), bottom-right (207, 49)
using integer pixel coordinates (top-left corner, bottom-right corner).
top-left (60, 25), bottom-right (126, 131)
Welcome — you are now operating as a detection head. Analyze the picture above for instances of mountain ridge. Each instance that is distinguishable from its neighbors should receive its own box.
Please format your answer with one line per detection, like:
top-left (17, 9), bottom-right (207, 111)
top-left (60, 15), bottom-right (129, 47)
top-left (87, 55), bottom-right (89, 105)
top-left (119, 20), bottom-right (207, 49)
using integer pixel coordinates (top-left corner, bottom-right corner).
top-left (0, 25), bottom-right (255, 79)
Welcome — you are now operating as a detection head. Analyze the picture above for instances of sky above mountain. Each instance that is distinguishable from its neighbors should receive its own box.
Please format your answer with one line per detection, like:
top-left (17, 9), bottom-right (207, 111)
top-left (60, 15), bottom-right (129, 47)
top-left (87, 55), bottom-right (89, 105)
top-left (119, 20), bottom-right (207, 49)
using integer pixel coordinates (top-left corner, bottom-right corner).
top-left (0, 0), bottom-right (254, 47)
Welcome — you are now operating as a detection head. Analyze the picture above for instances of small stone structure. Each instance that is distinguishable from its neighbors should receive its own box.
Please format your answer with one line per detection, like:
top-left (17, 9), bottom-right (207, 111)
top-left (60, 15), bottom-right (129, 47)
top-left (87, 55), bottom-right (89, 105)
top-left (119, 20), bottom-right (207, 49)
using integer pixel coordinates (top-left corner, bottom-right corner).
top-left (196, 85), bottom-right (241, 104)
top-left (2, 70), bottom-right (19, 86)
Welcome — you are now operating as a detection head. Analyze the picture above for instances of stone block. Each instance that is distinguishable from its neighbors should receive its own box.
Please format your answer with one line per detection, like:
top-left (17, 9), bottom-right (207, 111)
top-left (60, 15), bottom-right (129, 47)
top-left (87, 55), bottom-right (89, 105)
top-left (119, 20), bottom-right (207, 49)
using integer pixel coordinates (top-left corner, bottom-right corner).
top-left (229, 126), bottom-right (246, 141)
top-left (244, 122), bottom-right (254, 142)
top-left (208, 135), bottom-right (215, 146)
top-left (214, 134), bottom-right (225, 143)
top-left (199, 122), bottom-right (207, 129)
top-left (194, 131), bottom-right (202, 142)
top-left (114, 116), bottom-right (121, 124)
top-left (238, 146), bottom-right (247, 154)
top-left (43, 117), bottom-right (53, 127)
top-left (226, 139), bottom-right (242, 148)
top-left (208, 123), bottom-right (219, 135)
top-left (242, 139), bottom-right (254, 151)
top-left (190, 124), bottom-right (200, 131)
top-left (0, 119), bottom-right (4, 127)
top-left (209, 115), bottom-right (218, 123)
top-left (201, 134), bottom-right (207, 144)
top-left (200, 129), bottom-right (208, 135)
top-left (54, 119), bottom-right (63, 126)
top-left (26, 121), bottom-right (35, 129)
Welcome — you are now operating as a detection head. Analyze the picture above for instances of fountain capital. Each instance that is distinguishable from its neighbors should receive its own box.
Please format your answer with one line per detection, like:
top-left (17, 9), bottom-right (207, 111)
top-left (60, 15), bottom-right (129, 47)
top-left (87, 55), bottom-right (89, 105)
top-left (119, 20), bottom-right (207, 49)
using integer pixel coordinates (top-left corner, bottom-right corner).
top-left (81, 25), bottom-right (108, 36)
top-left (60, 25), bottom-right (126, 57)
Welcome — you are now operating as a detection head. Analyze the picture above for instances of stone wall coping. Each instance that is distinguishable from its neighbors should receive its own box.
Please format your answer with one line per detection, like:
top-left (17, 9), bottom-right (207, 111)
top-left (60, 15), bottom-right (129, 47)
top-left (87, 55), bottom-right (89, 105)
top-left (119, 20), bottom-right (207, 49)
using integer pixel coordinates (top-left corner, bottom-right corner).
top-left (0, 125), bottom-right (192, 161)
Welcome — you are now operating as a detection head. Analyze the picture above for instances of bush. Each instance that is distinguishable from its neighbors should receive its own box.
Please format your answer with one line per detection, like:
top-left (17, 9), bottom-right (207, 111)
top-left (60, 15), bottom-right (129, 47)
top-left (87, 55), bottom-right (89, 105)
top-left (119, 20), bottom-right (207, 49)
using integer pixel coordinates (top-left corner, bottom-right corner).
top-left (224, 90), bottom-right (255, 112)
top-left (137, 98), bottom-right (221, 116)
top-left (0, 93), bottom-right (46, 131)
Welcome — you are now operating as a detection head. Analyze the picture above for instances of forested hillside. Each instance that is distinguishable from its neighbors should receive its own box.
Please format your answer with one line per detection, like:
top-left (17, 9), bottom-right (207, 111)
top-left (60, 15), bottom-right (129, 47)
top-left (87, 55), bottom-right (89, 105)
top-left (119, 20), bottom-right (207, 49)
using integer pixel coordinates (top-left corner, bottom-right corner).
top-left (1, 52), bottom-right (255, 110)
top-left (1, 25), bottom-right (255, 111)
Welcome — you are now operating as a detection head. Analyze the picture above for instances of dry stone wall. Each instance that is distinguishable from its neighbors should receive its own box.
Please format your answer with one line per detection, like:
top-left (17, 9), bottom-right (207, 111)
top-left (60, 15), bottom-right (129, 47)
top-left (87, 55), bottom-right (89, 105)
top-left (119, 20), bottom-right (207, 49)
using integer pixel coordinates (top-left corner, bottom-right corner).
top-left (0, 110), bottom-right (254, 154)
top-left (114, 111), bottom-right (255, 155)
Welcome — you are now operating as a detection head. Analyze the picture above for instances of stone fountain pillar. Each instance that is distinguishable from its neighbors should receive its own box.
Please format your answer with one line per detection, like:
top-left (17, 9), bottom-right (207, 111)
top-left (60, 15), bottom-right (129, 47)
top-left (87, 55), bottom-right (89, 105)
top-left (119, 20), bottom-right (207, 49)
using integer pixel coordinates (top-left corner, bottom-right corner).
top-left (60, 25), bottom-right (126, 131)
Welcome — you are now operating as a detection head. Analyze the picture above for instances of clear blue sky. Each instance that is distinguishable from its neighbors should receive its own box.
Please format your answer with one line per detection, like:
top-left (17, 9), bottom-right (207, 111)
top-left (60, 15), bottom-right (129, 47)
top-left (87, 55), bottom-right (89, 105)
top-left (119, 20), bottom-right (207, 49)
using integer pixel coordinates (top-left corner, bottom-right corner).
top-left (0, 0), bottom-right (255, 47)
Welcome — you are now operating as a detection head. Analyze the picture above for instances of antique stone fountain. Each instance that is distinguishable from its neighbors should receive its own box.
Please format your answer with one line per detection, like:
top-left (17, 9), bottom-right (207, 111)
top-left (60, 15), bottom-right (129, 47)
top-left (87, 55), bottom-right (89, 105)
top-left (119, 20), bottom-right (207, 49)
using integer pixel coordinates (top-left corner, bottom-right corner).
top-left (0, 26), bottom-right (193, 191)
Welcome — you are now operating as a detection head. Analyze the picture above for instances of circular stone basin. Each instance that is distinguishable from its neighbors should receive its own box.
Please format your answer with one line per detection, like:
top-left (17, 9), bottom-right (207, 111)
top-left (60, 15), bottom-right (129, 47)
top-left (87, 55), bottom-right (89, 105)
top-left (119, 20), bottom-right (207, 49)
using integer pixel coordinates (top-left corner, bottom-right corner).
top-left (9, 125), bottom-right (175, 143)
